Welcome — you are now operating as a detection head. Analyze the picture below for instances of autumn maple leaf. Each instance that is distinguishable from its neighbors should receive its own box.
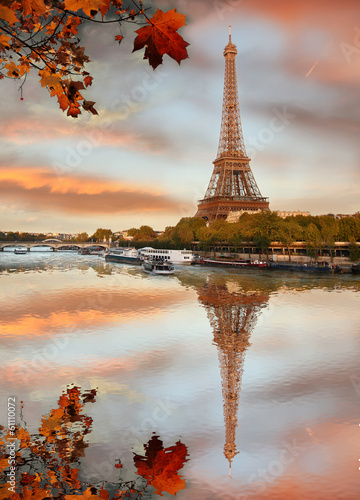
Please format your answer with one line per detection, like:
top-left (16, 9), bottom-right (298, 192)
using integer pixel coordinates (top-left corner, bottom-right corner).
top-left (39, 68), bottom-right (64, 94)
top-left (64, 0), bottom-right (108, 18)
top-left (133, 8), bottom-right (189, 69)
top-left (0, 3), bottom-right (18, 24)
top-left (22, 0), bottom-right (48, 17)
top-left (134, 435), bottom-right (188, 496)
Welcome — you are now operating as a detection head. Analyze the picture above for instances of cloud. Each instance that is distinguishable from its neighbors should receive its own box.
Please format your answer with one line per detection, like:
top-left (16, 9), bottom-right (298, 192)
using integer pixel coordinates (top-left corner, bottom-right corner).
top-left (0, 286), bottom-right (188, 340)
top-left (0, 114), bottom-right (174, 156)
top-left (0, 168), bottom-right (190, 215)
top-left (171, 0), bottom-right (360, 31)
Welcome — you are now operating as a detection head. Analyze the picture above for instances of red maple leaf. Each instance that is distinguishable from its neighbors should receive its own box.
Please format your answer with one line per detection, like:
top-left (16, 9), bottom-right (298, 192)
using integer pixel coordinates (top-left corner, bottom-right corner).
top-left (133, 435), bottom-right (188, 496)
top-left (82, 99), bottom-right (98, 115)
top-left (133, 8), bottom-right (189, 69)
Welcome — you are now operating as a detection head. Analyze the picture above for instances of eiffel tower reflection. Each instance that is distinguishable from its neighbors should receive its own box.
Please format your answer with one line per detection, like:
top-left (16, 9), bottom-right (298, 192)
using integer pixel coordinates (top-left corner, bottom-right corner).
top-left (197, 278), bottom-right (269, 475)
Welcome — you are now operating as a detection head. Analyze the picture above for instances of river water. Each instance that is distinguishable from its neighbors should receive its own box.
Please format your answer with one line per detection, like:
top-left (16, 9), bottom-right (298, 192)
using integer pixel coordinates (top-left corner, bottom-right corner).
top-left (0, 252), bottom-right (359, 499)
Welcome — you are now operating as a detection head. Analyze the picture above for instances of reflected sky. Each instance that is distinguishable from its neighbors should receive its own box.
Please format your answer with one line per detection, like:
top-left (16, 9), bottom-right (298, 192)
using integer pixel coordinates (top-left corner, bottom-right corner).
top-left (0, 253), bottom-right (359, 499)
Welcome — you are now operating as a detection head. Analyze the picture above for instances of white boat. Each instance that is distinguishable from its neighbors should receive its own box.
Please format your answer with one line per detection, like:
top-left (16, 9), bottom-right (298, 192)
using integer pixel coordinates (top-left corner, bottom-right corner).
top-left (14, 248), bottom-right (27, 254)
top-left (142, 259), bottom-right (175, 275)
top-left (29, 245), bottom-right (54, 252)
top-left (105, 247), bottom-right (141, 265)
top-left (3, 246), bottom-right (27, 252)
top-left (138, 247), bottom-right (194, 265)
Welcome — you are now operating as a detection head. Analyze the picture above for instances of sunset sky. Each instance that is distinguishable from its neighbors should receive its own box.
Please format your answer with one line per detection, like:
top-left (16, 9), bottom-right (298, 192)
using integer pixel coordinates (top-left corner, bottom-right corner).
top-left (1, 0), bottom-right (359, 234)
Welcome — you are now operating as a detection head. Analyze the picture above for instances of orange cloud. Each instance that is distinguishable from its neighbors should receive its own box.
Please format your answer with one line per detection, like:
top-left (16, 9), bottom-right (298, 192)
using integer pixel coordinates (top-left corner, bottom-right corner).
top-left (0, 286), bottom-right (188, 339)
top-left (1, 116), bottom-right (171, 154)
top-left (0, 168), bottom-right (190, 214)
top-left (242, 0), bottom-right (356, 25)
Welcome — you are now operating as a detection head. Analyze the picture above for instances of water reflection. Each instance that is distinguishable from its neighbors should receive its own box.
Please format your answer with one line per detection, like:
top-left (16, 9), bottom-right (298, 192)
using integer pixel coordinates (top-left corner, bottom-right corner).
top-left (1, 254), bottom-right (360, 499)
top-left (0, 386), bottom-right (189, 499)
top-left (197, 279), bottom-right (269, 474)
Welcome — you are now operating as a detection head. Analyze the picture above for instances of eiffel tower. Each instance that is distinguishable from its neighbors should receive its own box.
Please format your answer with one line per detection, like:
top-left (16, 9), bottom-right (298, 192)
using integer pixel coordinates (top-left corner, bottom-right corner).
top-left (197, 279), bottom-right (269, 474)
top-left (195, 27), bottom-right (269, 222)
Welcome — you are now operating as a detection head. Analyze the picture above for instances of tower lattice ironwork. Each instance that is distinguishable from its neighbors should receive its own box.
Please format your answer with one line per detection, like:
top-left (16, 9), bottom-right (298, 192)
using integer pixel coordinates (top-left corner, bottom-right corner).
top-left (195, 27), bottom-right (269, 222)
top-left (197, 280), bottom-right (269, 474)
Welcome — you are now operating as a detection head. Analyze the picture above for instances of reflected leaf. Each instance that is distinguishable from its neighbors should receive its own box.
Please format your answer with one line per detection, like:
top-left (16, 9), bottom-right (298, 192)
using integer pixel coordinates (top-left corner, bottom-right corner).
top-left (134, 435), bottom-right (189, 496)
top-left (0, 387), bottom-right (188, 499)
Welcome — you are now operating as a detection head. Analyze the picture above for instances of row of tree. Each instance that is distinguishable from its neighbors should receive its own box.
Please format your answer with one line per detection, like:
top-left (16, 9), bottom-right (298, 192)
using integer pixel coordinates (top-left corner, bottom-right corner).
top-left (0, 231), bottom-right (48, 242)
top-left (0, 229), bottom-right (110, 242)
top-left (2, 212), bottom-right (360, 259)
top-left (119, 213), bottom-right (360, 261)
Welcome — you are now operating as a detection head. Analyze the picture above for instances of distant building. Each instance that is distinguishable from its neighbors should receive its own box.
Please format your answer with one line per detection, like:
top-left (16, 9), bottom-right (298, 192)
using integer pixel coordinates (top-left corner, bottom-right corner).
top-left (46, 232), bottom-right (76, 240)
top-left (333, 213), bottom-right (357, 219)
top-left (113, 231), bottom-right (133, 241)
top-left (276, 210), bottom-right (311, 219)
top-left (226, 209), bottom-right (262, 223)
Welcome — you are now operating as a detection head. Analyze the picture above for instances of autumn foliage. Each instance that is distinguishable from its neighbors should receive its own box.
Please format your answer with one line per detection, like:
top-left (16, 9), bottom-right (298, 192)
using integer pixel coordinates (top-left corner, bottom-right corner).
top-left (134, 435), bottom-right (188, 496)
top-left (0, 0), bottom-right (189, 117)
top-left (0, 386), bottom-right (189, 499)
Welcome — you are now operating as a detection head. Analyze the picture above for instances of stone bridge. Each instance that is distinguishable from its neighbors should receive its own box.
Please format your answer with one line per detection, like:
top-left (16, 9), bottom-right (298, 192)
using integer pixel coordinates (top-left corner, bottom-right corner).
top-left (0, 241), bottom-right (108, 251)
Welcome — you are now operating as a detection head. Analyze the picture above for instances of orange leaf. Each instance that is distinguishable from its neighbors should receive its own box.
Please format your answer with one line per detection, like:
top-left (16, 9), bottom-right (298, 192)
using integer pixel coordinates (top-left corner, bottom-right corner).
top-left (82, 100), bottom-right (98, 115)
top-left (58, 93), bottom-right (70, 111)
top-left (5, 61), bottom-right (21, 78)
top-left (39, 69), bottom-right (63, 94)
top-left (67, 102), bottom-right (81, 117)
top-left (115, 35), bottom-right (123, 45)
top-left (0, 34), bottom-right (11, 53)
top-left (39, 408), bottom-right (64, 437)
top-left (22, 0), bottom-right (48, 17)
top-left (134, 436), bottom-right (188, 496)
top-left (98, 0), bottom-right (110, 17)
top-left (0, 5), bottom-right (18, 25)
top-left (84, 75), bottom-right (93, 87)
top-left (64, 0), bottom-right (108, 18)
top-left (133, 8), bottom-right (189, 69)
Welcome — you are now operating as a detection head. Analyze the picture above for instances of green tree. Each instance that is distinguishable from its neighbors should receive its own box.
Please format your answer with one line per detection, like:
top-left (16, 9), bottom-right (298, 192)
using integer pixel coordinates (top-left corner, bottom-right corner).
top-left (253, 233), bottom-right (271, 260)
top-left (237, 213), bottom-right (256, 258)
top-left (253, 211), bottom-right (281, 241)
top-left (172, 226), bottom-right (194, 248)
top-left (75, 232), bottom-right (89, 242)
top-left (197, 226), bottom-right (217, 253)
top-left (170, 217), bottom-right (206, 248)
top-left (209, 220), bottom-right (231, 246)
top-left (136, 225), bottom-right (156, 240)
top-left (277, 220), bottom-right (303, 262)
top-left (349, 238), bottom-right (360, 262)
top-left (91, 228), bottom-right (112, 241)
top-left (251, 211), bottom-right (281, 260)
top-left (305, 223), bottom-right (322, 262)
top-left (127, 228), bottom-right (139, 237)
top-left (338, 216), bottom-right (360, 242)
top-left (5, 231), bottom-right (17, 241)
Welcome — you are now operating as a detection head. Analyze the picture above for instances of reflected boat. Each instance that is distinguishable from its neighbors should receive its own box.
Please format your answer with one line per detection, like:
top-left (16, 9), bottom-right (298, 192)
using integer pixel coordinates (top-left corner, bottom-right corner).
top-left (268, 262), bottom-right (341, 273)
top-left (199, 257), bottom-right (267, 268)
top-left (78, 246), bottom-right (105, 255)
top-left (351, 263), bottom-right (360, 275)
